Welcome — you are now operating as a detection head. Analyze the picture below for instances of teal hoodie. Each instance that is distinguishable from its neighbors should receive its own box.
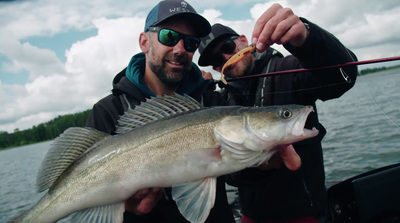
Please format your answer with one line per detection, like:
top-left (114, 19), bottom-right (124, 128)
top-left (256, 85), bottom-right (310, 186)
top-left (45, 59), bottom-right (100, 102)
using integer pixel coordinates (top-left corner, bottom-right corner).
top-left (125, 53), bottom-right (208, 98)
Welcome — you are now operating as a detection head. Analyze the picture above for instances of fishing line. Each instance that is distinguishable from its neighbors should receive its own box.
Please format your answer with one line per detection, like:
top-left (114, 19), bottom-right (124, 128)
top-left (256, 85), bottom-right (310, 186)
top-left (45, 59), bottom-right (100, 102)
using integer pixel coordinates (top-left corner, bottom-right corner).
top-left (368, 92), bottom-right (400, 129)
top-left (364, 73), bottom-right (400, 130)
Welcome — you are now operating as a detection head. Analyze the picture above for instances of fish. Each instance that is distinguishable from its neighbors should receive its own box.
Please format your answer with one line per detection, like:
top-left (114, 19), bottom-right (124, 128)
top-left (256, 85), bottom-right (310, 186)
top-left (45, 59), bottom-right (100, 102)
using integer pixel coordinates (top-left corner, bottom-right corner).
top-left (9, 94), bottom-right (319, 223)
top-left (220, 45), bottom-right (256, 84)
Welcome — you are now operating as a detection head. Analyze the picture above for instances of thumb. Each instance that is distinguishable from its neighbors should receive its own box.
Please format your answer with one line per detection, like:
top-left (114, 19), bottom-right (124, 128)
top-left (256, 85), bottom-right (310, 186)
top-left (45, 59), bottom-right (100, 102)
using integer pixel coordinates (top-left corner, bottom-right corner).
top-left (279, 144), bottom-right (301, 171)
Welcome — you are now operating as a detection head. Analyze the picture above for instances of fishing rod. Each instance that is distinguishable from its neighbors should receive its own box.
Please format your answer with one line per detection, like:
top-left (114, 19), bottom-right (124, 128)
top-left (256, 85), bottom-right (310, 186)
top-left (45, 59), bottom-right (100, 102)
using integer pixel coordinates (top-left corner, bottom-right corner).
top-left (226, 56), bottom-right (400, 82)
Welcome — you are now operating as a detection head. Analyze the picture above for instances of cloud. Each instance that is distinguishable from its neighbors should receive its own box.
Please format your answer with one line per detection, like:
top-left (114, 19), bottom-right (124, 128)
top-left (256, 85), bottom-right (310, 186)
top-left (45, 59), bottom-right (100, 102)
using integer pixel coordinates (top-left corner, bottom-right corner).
top-left (64, 16), bottom-right (144, 101)
top-left (0, 33), bottom-right (65, 80)
top-left (246, 0), bottom-right (400, 61)
top-left (0, 16), bottom-right (145, 132)
top-left (0, 0), bottom-right (154, 39)
top-left (1, 0), bottom-right (400, 133)
top-left (2, 1), bottom-right (167, 132)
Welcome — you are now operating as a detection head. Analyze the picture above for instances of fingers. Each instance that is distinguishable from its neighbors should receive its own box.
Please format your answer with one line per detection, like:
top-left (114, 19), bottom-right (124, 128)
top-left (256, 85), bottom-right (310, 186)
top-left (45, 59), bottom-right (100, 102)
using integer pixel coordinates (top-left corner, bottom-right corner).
top-left (201, 70), bottom-right (214, 80)
top-left (135, 188), bottom-right (163, 214)
top-left (257, 144), bottom-right (301, 171)
top-left (252, 3), bottom-right (308, 52)
top-left (252, 3), bottom-right (282, 47)
top-left (279, 144), bottom-right (301, 171)
top-left (125, 187), bottom-right (164, 215)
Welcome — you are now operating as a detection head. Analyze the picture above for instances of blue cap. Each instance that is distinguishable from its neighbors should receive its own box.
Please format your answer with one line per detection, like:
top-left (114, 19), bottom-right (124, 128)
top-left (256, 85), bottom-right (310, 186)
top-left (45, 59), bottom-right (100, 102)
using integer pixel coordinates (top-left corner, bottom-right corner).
top-left (144, 0), bottom-right (211, 37)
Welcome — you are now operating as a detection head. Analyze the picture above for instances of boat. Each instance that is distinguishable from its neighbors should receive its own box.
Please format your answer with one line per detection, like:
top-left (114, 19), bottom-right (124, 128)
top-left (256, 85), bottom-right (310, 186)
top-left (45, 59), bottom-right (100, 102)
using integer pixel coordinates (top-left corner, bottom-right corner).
top-left (228, 163), bottom-right (400, 223)
top-left (327, 163), bottom-right (400, 223)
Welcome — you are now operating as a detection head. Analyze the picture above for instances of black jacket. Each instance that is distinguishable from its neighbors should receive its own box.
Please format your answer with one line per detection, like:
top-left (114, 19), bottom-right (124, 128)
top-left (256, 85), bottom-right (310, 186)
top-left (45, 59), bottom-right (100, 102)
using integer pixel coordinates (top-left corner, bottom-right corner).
top-left (223, 18), bottom-right (358, 220)
top-left (87, 56), bottom-right (234, 223)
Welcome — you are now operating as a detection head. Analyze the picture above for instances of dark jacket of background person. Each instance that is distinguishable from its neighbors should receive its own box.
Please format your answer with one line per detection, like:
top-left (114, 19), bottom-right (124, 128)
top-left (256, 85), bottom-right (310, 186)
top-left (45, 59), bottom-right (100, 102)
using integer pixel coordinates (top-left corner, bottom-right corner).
top-left (223, 19), bottom-right (358, 221)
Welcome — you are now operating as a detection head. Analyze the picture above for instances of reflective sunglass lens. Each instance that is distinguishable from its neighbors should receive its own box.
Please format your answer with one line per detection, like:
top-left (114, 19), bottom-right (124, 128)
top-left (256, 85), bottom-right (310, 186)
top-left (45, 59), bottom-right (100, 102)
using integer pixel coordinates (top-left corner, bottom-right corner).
top-left (157, 28), bottom-right (199, 52)
top-left (159, 29), bottom-right (180, 46)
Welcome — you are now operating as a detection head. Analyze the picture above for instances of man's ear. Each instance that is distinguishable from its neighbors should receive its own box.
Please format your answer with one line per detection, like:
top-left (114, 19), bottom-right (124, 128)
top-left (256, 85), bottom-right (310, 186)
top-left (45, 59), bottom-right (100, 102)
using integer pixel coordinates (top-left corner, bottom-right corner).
top-left (139, 32), bottom-right (150, 53)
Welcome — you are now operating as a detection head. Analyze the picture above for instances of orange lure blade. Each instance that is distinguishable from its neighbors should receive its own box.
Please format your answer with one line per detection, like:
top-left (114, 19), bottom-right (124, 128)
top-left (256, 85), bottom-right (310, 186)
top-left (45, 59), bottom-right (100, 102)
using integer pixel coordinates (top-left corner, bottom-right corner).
top-left (220, 45), bottom-right (256, 84)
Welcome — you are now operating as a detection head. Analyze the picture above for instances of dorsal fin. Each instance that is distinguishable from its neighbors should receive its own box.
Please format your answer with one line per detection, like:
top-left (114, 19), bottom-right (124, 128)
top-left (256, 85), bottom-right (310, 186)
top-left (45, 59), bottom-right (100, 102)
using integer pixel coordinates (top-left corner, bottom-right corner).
top-left (115, 94), bottom-right (202, 134)
top-left (36, 127), bottom-right (109, 192)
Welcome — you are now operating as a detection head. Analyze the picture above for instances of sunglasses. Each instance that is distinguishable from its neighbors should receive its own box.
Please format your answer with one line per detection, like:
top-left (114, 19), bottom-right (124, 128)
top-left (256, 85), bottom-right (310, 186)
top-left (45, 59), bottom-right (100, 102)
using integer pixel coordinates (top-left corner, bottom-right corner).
top-left (148, 27), bottom-right (200, 53)
top-left (211, 37), bottom-right (238, 67)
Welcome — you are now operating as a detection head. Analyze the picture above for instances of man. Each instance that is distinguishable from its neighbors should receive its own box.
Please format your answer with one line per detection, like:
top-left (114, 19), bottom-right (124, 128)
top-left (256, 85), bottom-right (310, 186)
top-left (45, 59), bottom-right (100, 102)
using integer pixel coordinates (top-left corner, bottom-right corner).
top-left (198, 3), bottom-right (358, 223)
top-left (86, 1), bottom-right (235, 222)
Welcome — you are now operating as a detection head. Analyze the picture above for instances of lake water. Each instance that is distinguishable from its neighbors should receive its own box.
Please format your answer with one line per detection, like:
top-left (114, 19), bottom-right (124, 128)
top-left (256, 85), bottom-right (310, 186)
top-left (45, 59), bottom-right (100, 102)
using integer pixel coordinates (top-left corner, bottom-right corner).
top-left (1, 70), bottom-right (400, 222)
top-left (318, 69), bottom-right (400, 183)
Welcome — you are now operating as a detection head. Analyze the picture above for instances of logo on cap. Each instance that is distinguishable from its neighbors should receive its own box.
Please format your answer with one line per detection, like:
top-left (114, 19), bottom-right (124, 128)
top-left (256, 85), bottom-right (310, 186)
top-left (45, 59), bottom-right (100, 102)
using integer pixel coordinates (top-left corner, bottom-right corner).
top-left (169, 1), bottom-right (191, 13)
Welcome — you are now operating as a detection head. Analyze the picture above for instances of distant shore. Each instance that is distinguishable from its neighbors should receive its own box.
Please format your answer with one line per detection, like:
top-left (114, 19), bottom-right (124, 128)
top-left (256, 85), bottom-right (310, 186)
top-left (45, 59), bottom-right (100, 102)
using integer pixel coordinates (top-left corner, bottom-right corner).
top-left (359, 64), bottom-right (400, 75)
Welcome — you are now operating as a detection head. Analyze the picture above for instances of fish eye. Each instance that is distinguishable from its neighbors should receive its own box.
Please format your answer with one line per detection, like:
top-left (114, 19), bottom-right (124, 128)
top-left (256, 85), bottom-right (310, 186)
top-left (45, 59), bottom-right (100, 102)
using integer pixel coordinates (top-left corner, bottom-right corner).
top-left (280, 109), bottom-right (292, 119)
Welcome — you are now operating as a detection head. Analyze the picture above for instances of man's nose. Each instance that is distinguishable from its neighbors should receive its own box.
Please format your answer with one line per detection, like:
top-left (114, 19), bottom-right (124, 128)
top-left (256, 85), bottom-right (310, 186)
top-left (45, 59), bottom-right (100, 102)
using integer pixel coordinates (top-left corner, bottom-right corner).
top-left (173, 39), bottom-right (186, 54)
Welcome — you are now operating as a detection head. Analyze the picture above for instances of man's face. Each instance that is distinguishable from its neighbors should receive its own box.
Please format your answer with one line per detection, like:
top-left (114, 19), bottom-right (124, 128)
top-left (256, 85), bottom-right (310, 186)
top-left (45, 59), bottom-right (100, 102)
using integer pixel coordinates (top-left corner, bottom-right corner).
top-left (211, 37), bottom-right (253, 78)
top-left (147, 19), bottom-right (198, 89)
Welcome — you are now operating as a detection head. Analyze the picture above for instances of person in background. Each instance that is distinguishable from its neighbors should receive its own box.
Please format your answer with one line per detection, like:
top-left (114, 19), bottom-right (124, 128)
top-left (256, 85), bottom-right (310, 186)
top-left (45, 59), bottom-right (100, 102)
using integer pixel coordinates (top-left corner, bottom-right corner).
top-left (198, 3), bottom-right (358, 223)
top-left (86, 1), bottom-right (235, 222)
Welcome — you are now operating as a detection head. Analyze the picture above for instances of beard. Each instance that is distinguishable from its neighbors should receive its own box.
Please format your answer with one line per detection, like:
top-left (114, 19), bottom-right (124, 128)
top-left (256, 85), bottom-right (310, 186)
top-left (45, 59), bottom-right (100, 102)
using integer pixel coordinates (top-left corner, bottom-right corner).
top-left (148, 52), bottom-right (192, 90)
top-left (224, 53), bottom-right (253, 78)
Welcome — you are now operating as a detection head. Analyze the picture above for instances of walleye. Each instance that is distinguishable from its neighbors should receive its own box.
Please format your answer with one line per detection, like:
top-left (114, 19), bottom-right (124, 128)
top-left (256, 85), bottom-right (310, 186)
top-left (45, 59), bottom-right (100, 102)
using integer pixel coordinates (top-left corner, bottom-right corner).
top-left (9, 94), bottom-right (318, 223)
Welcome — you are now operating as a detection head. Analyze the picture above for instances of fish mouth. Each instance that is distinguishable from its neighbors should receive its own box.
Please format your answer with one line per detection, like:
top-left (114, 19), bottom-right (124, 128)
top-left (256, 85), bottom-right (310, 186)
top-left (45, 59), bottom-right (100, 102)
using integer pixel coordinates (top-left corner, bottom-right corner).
top-left (291, 106), bottom-right (319, 139)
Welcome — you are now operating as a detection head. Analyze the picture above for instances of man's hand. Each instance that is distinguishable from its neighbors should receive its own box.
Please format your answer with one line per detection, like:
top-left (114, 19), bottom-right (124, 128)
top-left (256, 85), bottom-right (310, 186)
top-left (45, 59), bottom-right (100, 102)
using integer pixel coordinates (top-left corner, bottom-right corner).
top-left (252, 3), bottom-right (309, 52)
top-left (258, 144), bottom-right (301, 171)
top-left (201, 70), bottom-right (217, 90)
top-left (201, 70), bottom-right (214, 80)
top-left (125, 187), bottom-right (163, 215)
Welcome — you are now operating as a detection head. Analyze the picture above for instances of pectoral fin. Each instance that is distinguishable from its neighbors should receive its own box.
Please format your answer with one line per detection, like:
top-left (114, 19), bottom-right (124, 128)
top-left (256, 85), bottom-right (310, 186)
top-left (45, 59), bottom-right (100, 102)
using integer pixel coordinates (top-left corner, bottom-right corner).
top-left (70, 202), bottom-right (124, 223)
top-left (172, 178), bottom-right (216, 223)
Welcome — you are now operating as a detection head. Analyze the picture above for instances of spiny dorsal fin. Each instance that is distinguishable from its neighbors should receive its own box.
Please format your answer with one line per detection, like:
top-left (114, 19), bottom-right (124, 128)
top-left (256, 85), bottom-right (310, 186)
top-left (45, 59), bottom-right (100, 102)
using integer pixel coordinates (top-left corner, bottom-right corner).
top-left (36, 127), bottom-right (109, 192)
top-left (115, 94), bottom-right (202, 134)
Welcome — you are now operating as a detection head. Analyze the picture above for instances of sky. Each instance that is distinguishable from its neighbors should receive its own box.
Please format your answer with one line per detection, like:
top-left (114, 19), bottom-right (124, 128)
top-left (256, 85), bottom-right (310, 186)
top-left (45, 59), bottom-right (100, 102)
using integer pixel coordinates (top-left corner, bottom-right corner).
top-left (1, 0), bottom-right (400, 133)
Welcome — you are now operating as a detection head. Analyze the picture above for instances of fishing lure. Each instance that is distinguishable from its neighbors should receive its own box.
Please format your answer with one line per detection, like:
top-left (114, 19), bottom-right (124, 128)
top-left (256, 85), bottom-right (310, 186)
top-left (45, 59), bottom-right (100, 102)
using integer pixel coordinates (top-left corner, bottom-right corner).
top-left (220, 45), bottom-right (256, 84)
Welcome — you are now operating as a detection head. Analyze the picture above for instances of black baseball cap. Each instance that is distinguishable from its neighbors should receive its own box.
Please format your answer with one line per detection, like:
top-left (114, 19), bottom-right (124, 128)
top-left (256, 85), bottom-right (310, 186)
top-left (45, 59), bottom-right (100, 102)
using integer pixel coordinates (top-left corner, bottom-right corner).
top-left (144, 0), bottom-right (211, 38)
top-left (198, 23), bottom-right (239, 66)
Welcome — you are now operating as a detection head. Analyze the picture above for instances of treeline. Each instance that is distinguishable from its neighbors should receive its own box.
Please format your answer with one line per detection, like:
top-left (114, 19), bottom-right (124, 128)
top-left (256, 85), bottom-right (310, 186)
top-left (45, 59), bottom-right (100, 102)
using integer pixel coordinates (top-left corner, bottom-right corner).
top-left (360, 65), bottom-right (400, 75)
top-left (0, 109), bottom-right (91, 150)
